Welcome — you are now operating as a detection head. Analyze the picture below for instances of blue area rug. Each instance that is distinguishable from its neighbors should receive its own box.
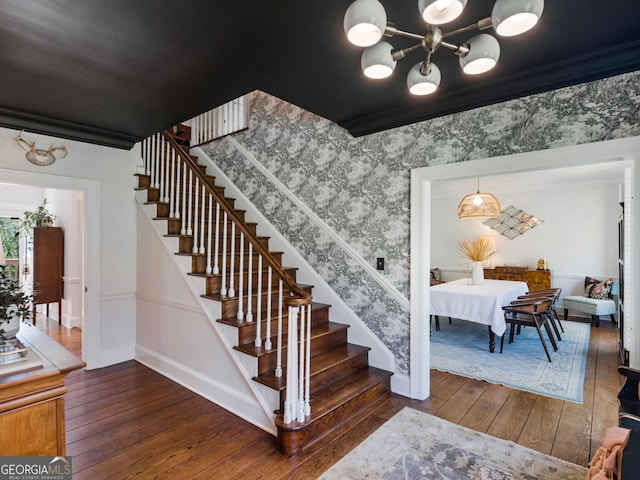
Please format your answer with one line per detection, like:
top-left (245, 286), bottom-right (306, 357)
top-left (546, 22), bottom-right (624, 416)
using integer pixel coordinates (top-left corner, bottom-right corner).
top-left (430, 318), bottom-right (589, 403)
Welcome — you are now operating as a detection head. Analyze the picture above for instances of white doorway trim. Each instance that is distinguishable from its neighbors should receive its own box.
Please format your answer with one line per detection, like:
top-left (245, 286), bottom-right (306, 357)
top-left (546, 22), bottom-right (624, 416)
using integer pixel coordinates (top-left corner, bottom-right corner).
top-left (0, 168), bottom-right (100, 369)
top-left (410, 136), bottom-right (640, 400)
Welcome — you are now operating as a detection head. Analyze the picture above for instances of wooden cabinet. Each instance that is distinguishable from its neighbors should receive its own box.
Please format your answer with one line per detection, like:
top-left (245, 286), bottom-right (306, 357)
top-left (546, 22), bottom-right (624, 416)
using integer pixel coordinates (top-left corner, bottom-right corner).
top-left (484, 266), bottom-right (551, 292)
top-left (32, 227), bottom-right (64, 324)
top-left (0, 323), bottom-right (84, 455)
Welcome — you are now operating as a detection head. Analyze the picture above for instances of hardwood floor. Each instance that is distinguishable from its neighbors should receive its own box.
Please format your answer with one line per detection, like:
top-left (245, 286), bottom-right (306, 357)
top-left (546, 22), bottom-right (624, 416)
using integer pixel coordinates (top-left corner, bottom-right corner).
top-left (37, 317), bottom-right (622, 479)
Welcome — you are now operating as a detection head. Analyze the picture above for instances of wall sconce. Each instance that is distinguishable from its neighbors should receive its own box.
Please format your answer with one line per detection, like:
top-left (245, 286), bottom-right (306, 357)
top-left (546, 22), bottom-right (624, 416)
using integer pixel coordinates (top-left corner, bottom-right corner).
top-left (15, 130), bottom-right (67, 166)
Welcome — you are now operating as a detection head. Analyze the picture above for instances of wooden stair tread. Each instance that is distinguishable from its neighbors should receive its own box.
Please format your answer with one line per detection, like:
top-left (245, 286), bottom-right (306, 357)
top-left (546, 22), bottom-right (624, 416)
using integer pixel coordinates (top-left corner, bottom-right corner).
top-left (188, 265), bottom-right (296, 279)
top-left (275, 367), bottom-right (392, 431)
top-left (216, 301), bottom-right (329, 327)
top-left (253, 343), bottom-right (370, 391)
top-left (203, 283), bottom-right (312, 302)
top-left (233, 321), bottom-right (347, 357)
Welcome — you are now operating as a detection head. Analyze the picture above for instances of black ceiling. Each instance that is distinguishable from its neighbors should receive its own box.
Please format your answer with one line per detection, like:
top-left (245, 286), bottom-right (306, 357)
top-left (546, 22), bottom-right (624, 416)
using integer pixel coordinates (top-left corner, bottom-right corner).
top-left (1, 1), bottom-right (639, 150)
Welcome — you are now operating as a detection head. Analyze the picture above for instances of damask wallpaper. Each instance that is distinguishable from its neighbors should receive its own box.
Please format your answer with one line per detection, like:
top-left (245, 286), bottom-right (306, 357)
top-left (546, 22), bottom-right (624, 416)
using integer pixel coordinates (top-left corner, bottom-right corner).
top-left (202, 71), bottom-right (640, 376)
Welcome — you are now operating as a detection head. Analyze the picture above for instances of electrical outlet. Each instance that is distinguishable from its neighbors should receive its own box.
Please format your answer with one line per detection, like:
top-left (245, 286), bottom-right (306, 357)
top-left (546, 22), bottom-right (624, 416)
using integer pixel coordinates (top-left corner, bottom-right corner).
top-left (376, 257), bottom-right (384, 271)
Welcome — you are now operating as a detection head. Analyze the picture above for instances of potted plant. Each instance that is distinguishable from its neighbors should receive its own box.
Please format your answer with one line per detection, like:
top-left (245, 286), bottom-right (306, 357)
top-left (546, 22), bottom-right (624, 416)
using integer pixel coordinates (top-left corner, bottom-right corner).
top-left (0, 266), bottom-right (34, 342)
top-left (20, 198), bottom-right (56, 235)
top-left (458, 237), bottom-right (496, 285)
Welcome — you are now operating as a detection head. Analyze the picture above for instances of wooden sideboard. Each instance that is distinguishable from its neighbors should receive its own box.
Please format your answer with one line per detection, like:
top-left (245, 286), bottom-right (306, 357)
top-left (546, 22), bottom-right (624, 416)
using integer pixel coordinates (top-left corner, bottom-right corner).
top-left (0, 322), bottom-right (84, 455)
top-left (484, 266), bottom-right (551, 292)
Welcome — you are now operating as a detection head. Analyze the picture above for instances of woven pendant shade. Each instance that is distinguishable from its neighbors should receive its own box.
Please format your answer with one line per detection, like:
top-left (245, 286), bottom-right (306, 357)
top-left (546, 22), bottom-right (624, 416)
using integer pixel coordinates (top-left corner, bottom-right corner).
top-left (457, 192), bottom-right (501, 220)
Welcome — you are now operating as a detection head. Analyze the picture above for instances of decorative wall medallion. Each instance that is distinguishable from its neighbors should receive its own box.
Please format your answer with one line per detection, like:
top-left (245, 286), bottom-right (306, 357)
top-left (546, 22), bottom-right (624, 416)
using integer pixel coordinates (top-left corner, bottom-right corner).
top-left (483, 205), bottom-right (543, 240)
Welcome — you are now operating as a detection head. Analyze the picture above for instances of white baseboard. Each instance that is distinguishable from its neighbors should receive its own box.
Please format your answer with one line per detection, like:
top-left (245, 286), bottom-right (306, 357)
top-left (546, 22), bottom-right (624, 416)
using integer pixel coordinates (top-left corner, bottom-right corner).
top-left (135, 345), bottom-right (276, 435)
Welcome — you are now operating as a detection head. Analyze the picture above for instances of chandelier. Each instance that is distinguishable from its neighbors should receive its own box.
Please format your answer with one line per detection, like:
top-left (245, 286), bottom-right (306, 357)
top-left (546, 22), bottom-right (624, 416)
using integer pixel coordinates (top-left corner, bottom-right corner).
top-left (343, 0), bottom-right (544, 95)
top-left (457, 178), bottom-right (501, 220)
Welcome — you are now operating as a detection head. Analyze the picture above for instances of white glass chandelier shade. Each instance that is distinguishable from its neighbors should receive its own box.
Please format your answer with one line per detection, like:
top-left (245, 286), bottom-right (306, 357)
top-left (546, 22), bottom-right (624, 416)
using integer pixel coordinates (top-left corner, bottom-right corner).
top-left (362, 41), bottom-right (397, 79)
top-left (344, 0), bottom-right (388, 47)
top-left (492, 0), bottom-right (544, 37)
top-left (459, 33), bottom-right (500, 74)
top-left (407, 62), bottom-right (441, 95)
top-left (418, 0), bottom-right (468, 25)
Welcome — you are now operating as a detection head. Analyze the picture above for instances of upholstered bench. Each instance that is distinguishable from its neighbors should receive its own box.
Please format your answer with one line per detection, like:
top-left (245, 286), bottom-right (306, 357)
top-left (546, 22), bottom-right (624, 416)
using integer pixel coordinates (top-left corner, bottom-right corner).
top-left (562, 296), bottom-right (616, 327)
top-left (563, 277), bottom-right (618, 327)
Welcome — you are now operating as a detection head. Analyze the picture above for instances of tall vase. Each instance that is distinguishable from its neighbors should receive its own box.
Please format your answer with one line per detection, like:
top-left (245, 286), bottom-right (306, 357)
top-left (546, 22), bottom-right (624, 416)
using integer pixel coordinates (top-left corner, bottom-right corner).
top-left (472, 262), bottom-right (485, 285)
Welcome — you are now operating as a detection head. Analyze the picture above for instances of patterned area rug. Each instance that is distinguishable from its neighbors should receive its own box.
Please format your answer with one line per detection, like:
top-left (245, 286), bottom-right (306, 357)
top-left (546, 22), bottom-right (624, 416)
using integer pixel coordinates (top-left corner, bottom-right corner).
top-left (319, 408), bottom-right (588, 480)
top-left (430, 318), bottom-right (589, 403)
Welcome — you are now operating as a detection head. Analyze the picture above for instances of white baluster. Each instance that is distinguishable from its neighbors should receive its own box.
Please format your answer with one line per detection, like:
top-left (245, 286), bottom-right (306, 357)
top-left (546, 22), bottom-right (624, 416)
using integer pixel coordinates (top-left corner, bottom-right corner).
top-left (159, 136), bottom-right (166, 203)
top-left (199, 187), bottom-right (206, 254)
top-left (154, 133), bottom-right (160, 188)
top-left (284, 306), bottom-right (300, 425)
top-left (213, 203), bottom-right (220, 275)
top-left (255, 254), bottom-right (262, 347)
top-left (246, 243), bottom-right (253, 323)
top-left (220, 211), bottom-right (228, 297)
top-left (169, 149), bottom-right (176, 218)
top-left (305, 304), bottom-right (311, 416)
top-left (192, 177), bottom-right (199, 253)
top-left (297, 305), bottom-right (306, 422)
top-left (187, 170), bottom-right (193, 236)
top-left (206, 194), bottom-right (213, 275)
top-left (265, 267), bottom-right (272, 350)
top-left (275, 279), bottom-right (283, 377)
top-left (144, 137), bottom-right (150, 175)
top-left (228, 222), bottom-right (236, 296)
top-left (149, 134), bottom-right (156, 190)
top-left (237, 232), bottom-right (245, 321)
top-left (180, 158), bottom-right (187, 234)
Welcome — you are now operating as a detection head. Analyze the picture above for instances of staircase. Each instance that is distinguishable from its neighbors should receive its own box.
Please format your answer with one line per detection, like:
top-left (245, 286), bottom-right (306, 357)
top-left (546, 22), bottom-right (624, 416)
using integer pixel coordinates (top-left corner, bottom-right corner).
top-left (135, 128), bottom-right (392, 454)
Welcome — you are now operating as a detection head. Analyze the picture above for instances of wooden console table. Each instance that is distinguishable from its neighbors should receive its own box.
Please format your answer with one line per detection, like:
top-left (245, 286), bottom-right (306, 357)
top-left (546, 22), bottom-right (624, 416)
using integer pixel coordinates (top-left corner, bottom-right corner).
top-left (484, 266), bottom-right (551, 292)
top-left (0, 322), bottom-right (84, 455)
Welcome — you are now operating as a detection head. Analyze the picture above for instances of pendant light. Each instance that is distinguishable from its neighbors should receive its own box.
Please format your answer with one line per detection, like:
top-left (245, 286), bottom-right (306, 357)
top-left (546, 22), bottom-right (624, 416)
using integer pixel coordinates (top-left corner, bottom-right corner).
top-left (457, 178), bottom-right (501, 220)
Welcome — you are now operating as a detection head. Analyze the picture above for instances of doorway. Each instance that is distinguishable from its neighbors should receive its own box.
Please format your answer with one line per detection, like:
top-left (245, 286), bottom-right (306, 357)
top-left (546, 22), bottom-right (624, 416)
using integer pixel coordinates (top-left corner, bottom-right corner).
top-left (409, 136), bottom-right (640, 400)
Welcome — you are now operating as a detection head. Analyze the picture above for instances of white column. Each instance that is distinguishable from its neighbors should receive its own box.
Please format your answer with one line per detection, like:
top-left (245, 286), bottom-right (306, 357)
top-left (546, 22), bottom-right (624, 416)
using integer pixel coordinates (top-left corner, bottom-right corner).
top-left (246, 243), bottom-right (253, 322)
top-left (265, 267), bottom-right (272, 350)
top-left (213, 202), bottom-right (220, 275)
top-left (283, 305), bottom-right (299, 425)
top-left (192, 177), bottom-right (199, 253)
top-left (206, 193), bottom-right (213, 275)
top-left (275, 279), bottom-right (283, 377)
top-left (228, 222), bottom-right (236, 297)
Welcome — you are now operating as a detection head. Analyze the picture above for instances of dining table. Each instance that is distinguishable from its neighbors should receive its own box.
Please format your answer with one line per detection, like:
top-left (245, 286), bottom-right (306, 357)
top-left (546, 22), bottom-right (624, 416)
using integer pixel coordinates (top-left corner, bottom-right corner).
top-left (430, 278), bottom-right (529, 352)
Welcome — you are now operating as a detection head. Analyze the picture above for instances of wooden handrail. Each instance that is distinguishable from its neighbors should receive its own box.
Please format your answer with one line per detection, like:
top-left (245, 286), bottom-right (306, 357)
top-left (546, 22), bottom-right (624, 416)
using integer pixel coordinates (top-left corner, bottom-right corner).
top-left (161, 130), bottom-right (311, 306)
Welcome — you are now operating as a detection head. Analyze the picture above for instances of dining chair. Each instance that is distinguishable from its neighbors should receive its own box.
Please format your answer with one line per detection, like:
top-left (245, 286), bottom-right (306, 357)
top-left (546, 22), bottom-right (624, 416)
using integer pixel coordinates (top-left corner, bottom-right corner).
top-left (501, 297), bottom-right (557, 362)
top-left (517, 288), bottom-right (563, 341)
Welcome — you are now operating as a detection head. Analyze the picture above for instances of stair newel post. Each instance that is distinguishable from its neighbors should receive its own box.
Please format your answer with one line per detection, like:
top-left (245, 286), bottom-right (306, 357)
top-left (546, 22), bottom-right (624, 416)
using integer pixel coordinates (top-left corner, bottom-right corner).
top-left (228, 222), bottom-right (236, 297)
top-left (180, 157), bottom-right (187, 235)
top-left (236, 232), bottom-right (245, 321)
top-left (298, 305), bottom-right (306, 422)
top-left (275, 279), bottom-right (283, 377)
top-left (186, 169), bottom-right (193, 236)
top-left (154, 133), bottom-right (160, 189)
top-left (246, 243), bottom-right (253, 322)
top-left (192, 177), bottom-right (200, 253)
top-left (212, 202), bottom-right (220, 274)
top-left (205, 193), bottom-right (213, 275)
top-left (284, 304), bottom-right (300, 425)
top-left (265, 266), bottom-right (272, 350)
top-left (255, 254), bottom-right (263, 347)
top-left (169, 148), bottom-right (176, 218)
top-left (199, 187), bottom-right (206, 254)
top-left (220, 211), bottom-right (228, 297)
top-left (305, 304), bottom-right (311, 416)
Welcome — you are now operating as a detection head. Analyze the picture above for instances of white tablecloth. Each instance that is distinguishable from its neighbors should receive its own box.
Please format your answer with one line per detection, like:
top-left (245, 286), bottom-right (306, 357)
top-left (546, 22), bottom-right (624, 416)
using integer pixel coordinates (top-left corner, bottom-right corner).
top-left (430, 278), bottom-right (529, 336)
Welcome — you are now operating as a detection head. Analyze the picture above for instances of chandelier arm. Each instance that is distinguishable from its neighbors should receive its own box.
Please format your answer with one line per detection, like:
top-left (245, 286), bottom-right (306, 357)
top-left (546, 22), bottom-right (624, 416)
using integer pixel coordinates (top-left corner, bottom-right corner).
top-left (384, 25), bottom-right (424, 41)
top-left (419, 51), bottom-right (433, 76)
top-left (440, 40), bottom-right (470, 57)
top-left (441, 17), bottom-right (492, 39)
top-left (392, 42), bottom-right (424, 61)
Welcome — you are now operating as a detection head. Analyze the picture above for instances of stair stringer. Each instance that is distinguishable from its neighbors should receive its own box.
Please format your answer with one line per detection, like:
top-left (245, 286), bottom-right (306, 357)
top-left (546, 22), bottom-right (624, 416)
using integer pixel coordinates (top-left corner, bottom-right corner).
top-left (192, 146), bottom-right (409, 396)
top-left (134, 190), bottom-right (280, 435)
